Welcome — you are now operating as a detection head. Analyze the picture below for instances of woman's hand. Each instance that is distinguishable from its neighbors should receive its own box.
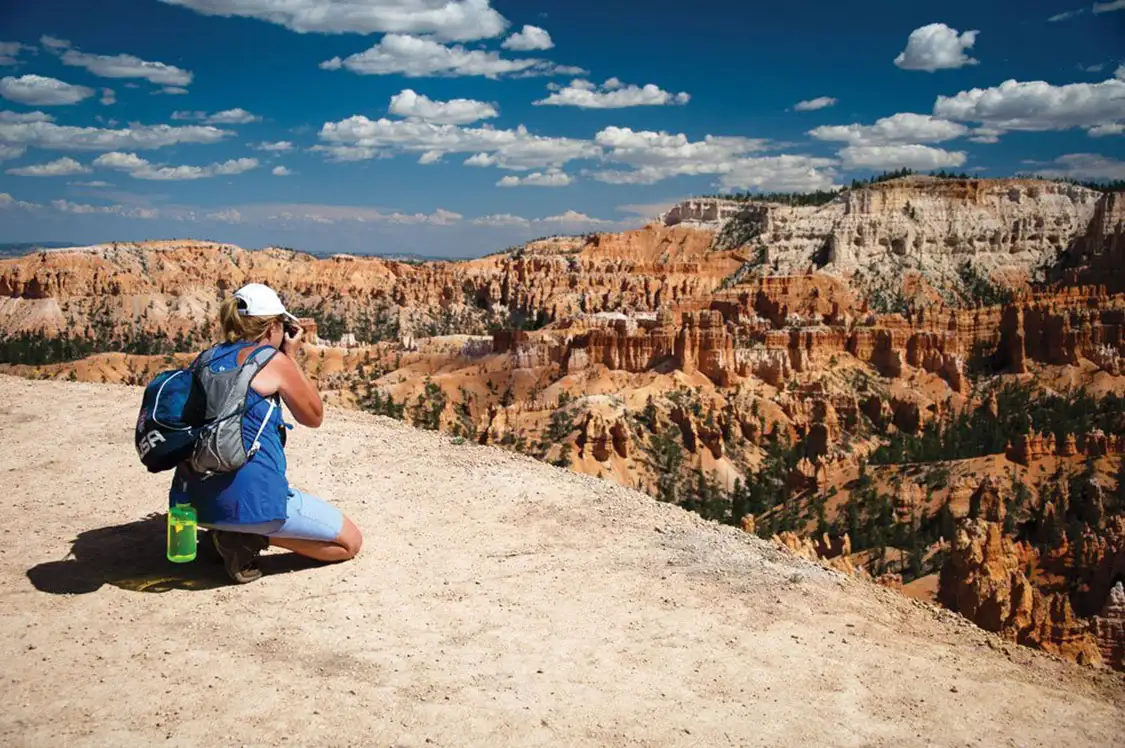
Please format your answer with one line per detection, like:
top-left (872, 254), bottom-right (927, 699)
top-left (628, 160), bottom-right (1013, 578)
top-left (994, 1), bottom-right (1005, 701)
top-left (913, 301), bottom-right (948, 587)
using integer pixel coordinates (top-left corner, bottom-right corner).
top-left (280, 323), bottom-right (304, 358)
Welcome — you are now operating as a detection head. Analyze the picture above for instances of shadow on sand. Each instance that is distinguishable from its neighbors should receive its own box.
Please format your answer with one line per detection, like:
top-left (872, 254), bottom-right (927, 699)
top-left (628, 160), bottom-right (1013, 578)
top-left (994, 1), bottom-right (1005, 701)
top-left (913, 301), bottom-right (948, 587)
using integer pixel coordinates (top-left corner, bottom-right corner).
top-left (27, 513), bottom-right (321, 594)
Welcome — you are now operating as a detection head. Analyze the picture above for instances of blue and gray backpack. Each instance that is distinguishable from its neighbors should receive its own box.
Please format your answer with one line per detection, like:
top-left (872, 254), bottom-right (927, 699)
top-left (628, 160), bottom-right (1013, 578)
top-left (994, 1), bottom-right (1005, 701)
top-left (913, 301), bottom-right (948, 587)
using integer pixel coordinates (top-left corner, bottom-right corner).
top-left (135, 344), bottom-right (278, 475)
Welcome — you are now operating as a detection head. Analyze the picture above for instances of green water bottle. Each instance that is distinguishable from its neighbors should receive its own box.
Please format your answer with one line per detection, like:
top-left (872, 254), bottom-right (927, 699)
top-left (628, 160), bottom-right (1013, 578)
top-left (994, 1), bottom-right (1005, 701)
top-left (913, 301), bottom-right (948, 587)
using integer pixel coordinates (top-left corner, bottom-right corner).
top-left (167, 503), bottom-right (198, 563)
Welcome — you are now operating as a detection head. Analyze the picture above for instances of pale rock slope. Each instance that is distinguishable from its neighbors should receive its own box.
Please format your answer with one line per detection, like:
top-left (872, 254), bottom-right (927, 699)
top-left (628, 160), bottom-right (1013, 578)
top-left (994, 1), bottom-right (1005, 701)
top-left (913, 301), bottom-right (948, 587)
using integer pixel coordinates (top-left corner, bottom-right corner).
top-left (0, 376), bottom-right (1122, 747)
top-left (670, 178), bottom-right (1104, 300)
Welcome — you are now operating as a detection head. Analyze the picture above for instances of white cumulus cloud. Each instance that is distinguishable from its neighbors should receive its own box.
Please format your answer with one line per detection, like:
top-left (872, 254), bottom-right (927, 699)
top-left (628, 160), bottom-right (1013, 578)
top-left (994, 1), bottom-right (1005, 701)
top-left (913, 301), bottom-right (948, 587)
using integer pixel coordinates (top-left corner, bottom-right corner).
top-left (535, 79), bottom-right (690, 108)
top-left (0, 119), bottom-right (229, 151)
top-left (93, 151), bottom-right (258, 180)
top-left (6, 156), bottom-right (91, 176)
top-left (160, 86), bottom-right (189, 95)
top-left (321, 108), bottom-right (843, 192)
top-left (894, 23), bottom-right (979, 72)
top-left (206, 108), bottom-right (261, 124)
top-left (496, 169), bottom-right (571, 187)
top-left (1032, 153), bottom-right (1125, 180)
top-left (100, 88), bottom-right (116, 105)
top-left (587, 127), bottom-right (837, 192)
top-left (793, 96), bottom-right (838, 112)
top-left (809, 112), bottom-right (969, 145)
top-left (59, 49), bottom-right (193, 87)
top-left (718, 155), bottom-right (840, 192)
top-left (389, 88), bottom-right (498, 124)
top-left (272, 165), bottom-right (292, 176)
top-left (502, 25), bottom-right (553, 51)
top-left (589, 126), bottom-right (778, 185)
top-left (838, 144), bottom-right (967, 171)
top-left (317, 114), bottom-right (599, 169)
top-left (934, 77), bottom-right (1125, 134)
top-left (0, 74), bottom-right (94, 105)
top-left (320, 34), bottom-right (580, 78)
top-left (156, 0), bottom-right (509, 41)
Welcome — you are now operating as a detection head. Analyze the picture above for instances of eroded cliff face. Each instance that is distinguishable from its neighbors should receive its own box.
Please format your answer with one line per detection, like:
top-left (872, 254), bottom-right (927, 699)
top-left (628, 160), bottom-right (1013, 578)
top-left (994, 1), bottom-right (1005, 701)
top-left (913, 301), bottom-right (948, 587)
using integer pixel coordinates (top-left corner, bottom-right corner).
top-left (687, 177), bottom-right (1105, 303)
top-left (0, 227), bottom-right (742, 343)
top-left (1066, 191), bottom-right (1125, 294)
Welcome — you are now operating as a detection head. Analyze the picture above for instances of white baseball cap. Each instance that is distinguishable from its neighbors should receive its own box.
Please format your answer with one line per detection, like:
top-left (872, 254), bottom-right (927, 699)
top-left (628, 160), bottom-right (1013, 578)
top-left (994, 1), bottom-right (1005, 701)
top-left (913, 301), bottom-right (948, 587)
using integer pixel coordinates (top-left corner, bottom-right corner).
top-left (233, 283), bottom-right (299, 324)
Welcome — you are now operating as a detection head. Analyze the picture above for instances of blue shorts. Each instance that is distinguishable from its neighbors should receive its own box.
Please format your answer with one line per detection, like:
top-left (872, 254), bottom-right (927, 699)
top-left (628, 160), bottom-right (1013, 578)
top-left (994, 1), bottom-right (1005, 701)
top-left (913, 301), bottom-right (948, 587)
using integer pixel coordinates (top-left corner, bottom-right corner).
top-left (203, 487), bottom-right (344, 542)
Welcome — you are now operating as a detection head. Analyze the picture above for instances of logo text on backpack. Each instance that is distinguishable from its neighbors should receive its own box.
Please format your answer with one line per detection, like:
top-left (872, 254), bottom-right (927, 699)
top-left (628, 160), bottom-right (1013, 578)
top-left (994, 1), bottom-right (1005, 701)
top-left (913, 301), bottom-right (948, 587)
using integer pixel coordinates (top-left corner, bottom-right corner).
top-left (138, 430), bottom-right (167, 458)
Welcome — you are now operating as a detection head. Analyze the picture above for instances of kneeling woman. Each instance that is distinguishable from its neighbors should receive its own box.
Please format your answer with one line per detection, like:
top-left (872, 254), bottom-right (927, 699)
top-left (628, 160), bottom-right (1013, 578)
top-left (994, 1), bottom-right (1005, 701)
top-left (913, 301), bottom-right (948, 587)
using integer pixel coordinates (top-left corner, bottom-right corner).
top-left (171, 283), bottom-right (363, 583)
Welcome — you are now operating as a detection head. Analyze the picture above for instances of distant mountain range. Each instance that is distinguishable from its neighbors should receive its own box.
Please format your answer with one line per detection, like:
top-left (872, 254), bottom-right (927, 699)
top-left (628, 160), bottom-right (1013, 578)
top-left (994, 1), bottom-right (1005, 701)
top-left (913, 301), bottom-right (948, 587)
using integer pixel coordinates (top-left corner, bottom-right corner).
top-left (0, 242), bottom-right (84, 258)
top-left (0, 242), bottom-right (453, 263)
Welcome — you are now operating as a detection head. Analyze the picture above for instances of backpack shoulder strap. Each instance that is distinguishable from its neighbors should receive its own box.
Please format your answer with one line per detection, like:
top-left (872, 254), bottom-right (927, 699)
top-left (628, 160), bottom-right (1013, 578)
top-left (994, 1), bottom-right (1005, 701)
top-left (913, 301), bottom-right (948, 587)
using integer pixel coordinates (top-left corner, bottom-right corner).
top-left (191, 344), bottom-right (222, 371)
top-left (246, 344), bottom-right (278, 365)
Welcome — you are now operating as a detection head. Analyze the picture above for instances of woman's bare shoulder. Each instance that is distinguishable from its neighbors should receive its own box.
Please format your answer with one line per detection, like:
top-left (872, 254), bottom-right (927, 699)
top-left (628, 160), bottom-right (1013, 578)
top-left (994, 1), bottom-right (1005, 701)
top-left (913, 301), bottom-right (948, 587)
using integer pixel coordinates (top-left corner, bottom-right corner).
top-left (251, 348), bottom-right (292, 395)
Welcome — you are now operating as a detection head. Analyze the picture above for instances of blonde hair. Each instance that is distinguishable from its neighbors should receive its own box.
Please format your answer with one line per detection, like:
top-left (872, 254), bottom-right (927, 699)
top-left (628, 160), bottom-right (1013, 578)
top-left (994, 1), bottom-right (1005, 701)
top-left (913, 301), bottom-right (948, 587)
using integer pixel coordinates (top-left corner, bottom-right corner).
top-left (219, 296), bottom-right (285, 343)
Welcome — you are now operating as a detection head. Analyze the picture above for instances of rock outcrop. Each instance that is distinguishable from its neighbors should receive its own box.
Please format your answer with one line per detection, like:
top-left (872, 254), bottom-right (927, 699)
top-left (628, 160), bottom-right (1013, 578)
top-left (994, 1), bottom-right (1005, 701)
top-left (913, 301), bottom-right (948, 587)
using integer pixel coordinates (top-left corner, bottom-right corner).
top-left (939, 519), bottom-right (1102, 666)
top-left (1092, 582), bottom-right (1125, 671)
top-left (668, 177), bottom-right (1104, 301)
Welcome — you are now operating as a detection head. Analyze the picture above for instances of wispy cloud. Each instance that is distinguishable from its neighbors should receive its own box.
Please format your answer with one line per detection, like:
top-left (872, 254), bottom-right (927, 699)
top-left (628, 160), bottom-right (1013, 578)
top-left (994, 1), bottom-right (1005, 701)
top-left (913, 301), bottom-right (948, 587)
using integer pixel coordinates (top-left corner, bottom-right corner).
top-left (793, 96), bottom-right (838, 112)
top-left (1048, 8), bottom-right (1085, 21)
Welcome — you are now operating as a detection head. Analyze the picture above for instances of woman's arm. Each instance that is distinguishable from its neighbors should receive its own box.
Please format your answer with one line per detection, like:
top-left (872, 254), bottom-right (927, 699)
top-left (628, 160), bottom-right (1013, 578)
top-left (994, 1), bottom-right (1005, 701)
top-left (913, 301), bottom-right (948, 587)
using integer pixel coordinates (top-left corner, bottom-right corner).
top-left (254, 328), bottom-right (324, 428)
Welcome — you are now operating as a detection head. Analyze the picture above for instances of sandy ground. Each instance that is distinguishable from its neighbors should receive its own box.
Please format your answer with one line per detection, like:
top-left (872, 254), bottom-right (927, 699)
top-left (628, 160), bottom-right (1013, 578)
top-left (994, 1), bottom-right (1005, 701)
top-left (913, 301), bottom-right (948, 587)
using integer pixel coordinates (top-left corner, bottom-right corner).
top-left (1, 375), bottom-right (1122, 748)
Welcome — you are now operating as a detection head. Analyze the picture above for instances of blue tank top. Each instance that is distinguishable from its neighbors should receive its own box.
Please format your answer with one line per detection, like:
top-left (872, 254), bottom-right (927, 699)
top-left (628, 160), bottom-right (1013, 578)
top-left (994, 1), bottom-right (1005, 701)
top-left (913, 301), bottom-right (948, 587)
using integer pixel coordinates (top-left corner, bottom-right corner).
top-left (169, 342), bottom-right (290, 525)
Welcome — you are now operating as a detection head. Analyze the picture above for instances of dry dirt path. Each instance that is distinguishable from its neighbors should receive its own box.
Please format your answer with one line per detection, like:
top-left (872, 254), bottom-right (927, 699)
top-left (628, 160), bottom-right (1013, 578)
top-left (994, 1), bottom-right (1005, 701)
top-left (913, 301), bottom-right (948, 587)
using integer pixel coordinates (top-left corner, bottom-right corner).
top-left (1, 376), bottom-right (1121, 747)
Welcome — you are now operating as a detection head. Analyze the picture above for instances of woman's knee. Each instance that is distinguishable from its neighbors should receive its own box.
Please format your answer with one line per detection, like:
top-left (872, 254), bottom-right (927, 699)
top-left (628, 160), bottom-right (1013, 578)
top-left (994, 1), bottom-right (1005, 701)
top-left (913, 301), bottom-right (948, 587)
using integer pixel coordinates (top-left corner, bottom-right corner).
top-left (337, 517), bottom-right (363, 559)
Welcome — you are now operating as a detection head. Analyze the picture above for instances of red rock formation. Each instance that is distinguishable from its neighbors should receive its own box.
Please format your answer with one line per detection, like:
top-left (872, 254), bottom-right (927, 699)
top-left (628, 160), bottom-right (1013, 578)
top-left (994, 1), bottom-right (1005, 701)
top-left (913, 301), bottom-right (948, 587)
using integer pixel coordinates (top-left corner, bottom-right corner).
top-left (1006, 431), bottom-right (1125, 465)
top-left (773, 531), bottom-right (857, 574)
top-left (939, 519), bottom-right (1102, 666)
top-left (576, 412), bottom-right (630, 462)
top-left (968, 477), bottom-right (1006, 522)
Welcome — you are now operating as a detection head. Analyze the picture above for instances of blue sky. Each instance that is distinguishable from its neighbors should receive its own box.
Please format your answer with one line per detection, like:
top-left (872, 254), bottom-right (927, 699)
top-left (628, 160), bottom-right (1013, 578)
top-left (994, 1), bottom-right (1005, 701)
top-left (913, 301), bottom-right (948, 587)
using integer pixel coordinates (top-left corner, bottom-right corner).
top-left (0, 0), bottom-right (1123, 257)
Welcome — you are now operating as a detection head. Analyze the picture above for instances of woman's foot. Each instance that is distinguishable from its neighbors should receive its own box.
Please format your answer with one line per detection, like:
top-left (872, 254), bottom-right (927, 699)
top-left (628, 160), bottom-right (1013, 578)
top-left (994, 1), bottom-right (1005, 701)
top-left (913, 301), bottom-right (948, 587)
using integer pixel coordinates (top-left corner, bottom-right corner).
top-left (211, 530), bottom-right (269, 584)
